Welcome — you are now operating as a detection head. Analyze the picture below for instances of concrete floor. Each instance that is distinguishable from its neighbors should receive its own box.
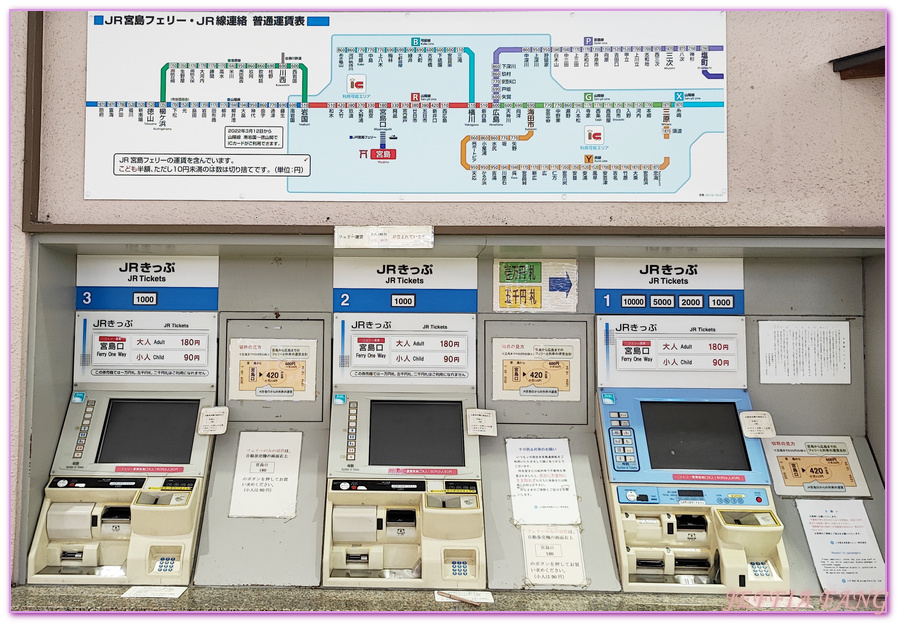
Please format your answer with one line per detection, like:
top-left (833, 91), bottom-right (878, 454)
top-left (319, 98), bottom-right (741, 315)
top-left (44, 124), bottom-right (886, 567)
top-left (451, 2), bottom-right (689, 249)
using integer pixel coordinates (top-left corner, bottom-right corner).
top-left (11, 585), bottom-right (886, 613)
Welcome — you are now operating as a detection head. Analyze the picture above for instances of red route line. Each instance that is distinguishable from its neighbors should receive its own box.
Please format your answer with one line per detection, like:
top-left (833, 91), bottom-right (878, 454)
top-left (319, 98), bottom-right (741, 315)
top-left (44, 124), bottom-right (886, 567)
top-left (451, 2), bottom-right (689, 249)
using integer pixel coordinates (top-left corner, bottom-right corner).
top-left (302, 102), bottom-right (490, 108)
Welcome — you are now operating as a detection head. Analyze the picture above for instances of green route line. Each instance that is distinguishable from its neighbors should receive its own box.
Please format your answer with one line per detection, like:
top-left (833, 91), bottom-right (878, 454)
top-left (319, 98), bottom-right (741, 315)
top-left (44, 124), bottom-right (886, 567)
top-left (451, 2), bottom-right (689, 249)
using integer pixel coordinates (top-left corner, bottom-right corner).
top-left (160, 63), bottom-right (169, 102)
top-left (160, 62), bottom-right (308, 103)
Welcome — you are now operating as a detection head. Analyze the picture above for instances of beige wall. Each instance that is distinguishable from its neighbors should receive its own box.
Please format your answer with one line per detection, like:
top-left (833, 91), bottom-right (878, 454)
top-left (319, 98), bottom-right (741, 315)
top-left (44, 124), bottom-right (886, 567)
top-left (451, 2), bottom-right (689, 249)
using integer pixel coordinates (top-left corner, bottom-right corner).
top-left (9, 10), bottom-right (886, 576)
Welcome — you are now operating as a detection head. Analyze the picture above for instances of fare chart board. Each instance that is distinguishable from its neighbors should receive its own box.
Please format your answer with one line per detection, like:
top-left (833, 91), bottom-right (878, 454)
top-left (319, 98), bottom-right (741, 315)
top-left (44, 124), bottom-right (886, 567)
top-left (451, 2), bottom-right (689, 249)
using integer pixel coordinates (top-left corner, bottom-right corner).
top-left (85, 11), bottom-right (727, 202)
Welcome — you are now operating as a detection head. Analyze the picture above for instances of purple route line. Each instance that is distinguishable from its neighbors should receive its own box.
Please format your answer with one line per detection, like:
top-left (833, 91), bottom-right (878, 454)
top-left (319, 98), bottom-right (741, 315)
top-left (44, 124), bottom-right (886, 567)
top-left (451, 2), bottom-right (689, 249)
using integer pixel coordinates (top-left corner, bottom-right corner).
top-left (493, 47), bottom-right (523, 63)
top-left (702, 70), bottom-right (725, 79)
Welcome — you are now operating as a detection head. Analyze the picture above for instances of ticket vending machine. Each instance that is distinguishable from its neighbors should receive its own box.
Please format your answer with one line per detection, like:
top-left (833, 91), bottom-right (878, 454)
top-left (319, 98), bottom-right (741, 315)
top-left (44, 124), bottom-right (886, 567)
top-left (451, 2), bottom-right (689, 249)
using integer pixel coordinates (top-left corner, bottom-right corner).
top-left (323, 311), bottom-right (485, 589)
top-left (27, 311), bottom-right (218, 585)
top-left (595, 258), bottom-right (789, 593)
top-left (597, 387), bottom-right (789, 592)
top-left (323, 256), bottom-right (485, 589)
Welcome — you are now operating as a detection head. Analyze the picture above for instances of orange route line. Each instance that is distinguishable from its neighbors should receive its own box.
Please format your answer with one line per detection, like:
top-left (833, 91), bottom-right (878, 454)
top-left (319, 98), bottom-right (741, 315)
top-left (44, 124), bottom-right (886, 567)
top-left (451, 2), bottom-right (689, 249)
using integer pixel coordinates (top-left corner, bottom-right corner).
top-left (461, 130), bottom-right (534, 171)
top-left (461, 133), bottom-right (670, 173)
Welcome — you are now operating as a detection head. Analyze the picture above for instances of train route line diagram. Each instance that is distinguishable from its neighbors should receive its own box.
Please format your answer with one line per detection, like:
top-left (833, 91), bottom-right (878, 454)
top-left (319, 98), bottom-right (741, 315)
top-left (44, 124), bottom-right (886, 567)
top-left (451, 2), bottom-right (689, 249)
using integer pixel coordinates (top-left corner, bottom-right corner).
top-left (84, 10), bottom-right (728, 202)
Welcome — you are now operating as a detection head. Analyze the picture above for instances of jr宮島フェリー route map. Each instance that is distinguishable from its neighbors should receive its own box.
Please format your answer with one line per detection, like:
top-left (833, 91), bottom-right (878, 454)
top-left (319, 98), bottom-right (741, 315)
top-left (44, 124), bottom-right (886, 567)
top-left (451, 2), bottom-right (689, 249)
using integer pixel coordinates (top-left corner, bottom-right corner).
top-left (85, 10), bottom-right (727, 202)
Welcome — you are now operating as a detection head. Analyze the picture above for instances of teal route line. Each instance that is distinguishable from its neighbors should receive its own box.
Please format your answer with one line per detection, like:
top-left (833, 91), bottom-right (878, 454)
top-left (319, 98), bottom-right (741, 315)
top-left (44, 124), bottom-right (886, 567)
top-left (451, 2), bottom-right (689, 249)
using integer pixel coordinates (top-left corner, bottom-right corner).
top-left (463, 47), bottom-right (474, 103)
top-left (160, 62), bottom-right (308, 103)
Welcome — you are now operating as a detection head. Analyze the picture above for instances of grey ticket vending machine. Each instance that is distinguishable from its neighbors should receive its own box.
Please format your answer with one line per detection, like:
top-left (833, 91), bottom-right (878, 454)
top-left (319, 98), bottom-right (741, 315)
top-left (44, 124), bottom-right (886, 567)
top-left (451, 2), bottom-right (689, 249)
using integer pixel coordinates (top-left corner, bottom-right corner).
top-left (193, 251), bottom-right (333, 587)
top-left (477, 259), bottom-right (620, 591)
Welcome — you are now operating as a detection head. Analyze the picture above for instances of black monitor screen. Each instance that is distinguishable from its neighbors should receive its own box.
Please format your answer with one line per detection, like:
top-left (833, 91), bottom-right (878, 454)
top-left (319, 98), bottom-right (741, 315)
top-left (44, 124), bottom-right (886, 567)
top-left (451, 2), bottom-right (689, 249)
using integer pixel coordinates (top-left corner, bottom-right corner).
top-left (368, 400), bottom-right (465, 467)
top-left (641, 401), bottom-right (750, 471)
top-left (96, 399), bottom-right (199, 464)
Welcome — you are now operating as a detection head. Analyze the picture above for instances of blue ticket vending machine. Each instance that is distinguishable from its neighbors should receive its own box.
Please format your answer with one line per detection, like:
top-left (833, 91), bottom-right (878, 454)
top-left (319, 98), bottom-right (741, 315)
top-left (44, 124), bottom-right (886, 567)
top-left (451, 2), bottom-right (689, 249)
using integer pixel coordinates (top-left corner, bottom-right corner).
top-left (598, 387), bottom-right (789, 593)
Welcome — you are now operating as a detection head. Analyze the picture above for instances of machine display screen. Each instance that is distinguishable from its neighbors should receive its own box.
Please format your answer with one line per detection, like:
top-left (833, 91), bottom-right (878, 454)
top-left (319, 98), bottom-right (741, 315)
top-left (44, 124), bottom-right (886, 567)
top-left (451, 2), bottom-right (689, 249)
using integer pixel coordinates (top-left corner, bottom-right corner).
top-left (368, 400), bottom-right (465, 467)
top-left (95, 399), bottom-right (200, 464)
top-left (641, 401), bottom-right (750, 471)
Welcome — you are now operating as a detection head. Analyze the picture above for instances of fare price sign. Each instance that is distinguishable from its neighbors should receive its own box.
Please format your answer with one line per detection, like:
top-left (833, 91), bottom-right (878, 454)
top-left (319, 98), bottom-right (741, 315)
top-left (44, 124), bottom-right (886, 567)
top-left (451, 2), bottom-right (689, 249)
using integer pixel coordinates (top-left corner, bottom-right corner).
top-left (597, 315), bottom-right (746, 389)
top-left (333, 313), bottom-right (476, 387)
top-left (74, 311), bottom-right (218, 385)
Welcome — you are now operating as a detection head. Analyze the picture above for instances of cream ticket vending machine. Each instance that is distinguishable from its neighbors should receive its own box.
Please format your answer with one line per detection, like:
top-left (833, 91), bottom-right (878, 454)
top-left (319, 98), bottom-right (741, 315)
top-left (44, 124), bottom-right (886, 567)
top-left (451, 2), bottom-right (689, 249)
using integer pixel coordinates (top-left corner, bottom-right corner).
top-left (323, 258), bottom-right (484, 588)
top-left (27, 311), bottom-right (218, 584)
top-left (594, 259), bottom-right (789, 594)
top-left (324, 312), bottom-right (485, 588)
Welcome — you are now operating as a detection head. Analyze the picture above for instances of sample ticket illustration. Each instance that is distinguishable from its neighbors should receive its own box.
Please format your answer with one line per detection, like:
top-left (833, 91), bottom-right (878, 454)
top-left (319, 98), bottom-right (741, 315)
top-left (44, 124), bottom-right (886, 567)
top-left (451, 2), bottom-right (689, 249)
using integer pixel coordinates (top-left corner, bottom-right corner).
top-left (492, 339), bottom-right (580, 401)
top-left (502, 360), bottom-right (571, 393)
top-left (228, 338), bottom-right (317, 401)
top-left (763, 435), bottom-right (870, 497)
top-left (239, 360), bottom-right (306, 393)
top-left (777, 456), bottom-right (856, 488)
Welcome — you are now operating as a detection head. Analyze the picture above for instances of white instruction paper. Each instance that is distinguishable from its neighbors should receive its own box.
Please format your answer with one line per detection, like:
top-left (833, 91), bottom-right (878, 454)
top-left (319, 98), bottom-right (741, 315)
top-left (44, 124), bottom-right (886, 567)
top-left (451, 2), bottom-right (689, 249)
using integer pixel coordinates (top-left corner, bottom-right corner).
top-left (433, 591), bottom-right (495, 603)
top-left (759, 321), bottom-right (851, 384)
top-left (334, 226), bottom-right (434, 248)
top-left (121, 586), bottom-right (187, 599)
top-left (197, 406), bottom-right (228, 435)
top-left (229, 431), bottom-right (302, 518)
top-left (521, 525), bottom-right (586, 586)
top-left (796, 499), bottom-right (884, 592)
top-left (506, 438), bottom-right (580, 525)
top-left (739, 411), bottom-right (776, 438)
top-left (466, 409), bottom-right (497, 436)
